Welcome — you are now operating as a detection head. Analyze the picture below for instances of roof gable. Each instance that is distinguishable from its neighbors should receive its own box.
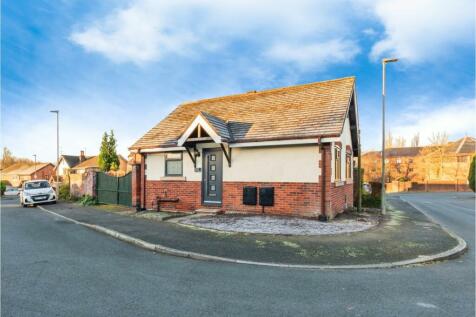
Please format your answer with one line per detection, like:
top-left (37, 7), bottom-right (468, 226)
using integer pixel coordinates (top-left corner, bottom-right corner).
top-left (131, 77), bottom-right (356, 149)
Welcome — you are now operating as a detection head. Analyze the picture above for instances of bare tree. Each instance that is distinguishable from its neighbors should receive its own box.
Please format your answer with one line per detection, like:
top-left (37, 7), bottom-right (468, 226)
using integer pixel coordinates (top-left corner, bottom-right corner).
top-left (385, 131), bottom-right (394, 148)
top-left (428, 132), bottom-right (449, 179)
top-left (395, 136), bottom-right (406, 148)
top-left (411, 133), bottom-right (420, 147)
top-left (429, 132), bottom-right (449, 146)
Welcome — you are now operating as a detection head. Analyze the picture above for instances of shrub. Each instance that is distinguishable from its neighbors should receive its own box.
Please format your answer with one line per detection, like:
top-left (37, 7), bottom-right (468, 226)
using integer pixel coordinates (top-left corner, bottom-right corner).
top-left (58, 184), bottom-right (70, 200)
top-left (0, 181), bottom-right (7, 195)
top-left (80, 195), bottom-right (97, 206)
top-left (469, 155), bottom-right (475, 192)
top-left (361, 193), bottom-right (381, 208)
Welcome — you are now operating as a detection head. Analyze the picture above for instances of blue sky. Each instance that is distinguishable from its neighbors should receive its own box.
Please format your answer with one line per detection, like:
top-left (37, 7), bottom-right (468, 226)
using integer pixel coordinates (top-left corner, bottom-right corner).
top-left (2, 0), bottom-right (475, 162)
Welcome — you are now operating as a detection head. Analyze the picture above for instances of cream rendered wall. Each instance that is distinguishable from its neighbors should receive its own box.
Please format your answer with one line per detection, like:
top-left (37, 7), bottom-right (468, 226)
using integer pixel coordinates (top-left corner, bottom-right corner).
top-left (330, 116), bottom-right (353, 183)
top-left (58, 159), bottom-right (69, 176)
top-left (223, 145), bottom-right (320, 183)
top-left (145, 152), bottom-right (200, 181)
top-left (145, 144), bottom-right (321, 183)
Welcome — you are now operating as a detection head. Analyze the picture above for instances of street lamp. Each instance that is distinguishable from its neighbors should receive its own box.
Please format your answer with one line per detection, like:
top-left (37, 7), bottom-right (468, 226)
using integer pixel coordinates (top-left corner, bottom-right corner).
top-left (50, 110), bottom-right (59, 196)
top-left (33, 154), bottom-right (37, 179)
top-left (381, 58), bottom-right (398, 214)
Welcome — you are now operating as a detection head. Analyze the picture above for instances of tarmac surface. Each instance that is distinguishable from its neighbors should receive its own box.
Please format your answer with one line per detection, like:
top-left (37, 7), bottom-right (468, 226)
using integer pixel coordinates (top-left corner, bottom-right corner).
top-left (1, 192), bottom-right (474, 316)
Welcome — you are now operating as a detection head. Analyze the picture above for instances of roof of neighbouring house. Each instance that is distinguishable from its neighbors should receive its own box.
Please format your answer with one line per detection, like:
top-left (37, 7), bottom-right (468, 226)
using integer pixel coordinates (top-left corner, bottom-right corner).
top-left (446, 136), bottom-right (476, 154)
top-left (130, 76), bottom-right (357, 149)
top-left (71, 155), bottom-right (128, 170)
top-left (1, 162), bottom-right (53, 176)
top-left (386, 147), bottom-right (424, 157)
top-left (61, 155), bottom-right (82, 168)
top-left (362, 147), bottom-right (424, 158)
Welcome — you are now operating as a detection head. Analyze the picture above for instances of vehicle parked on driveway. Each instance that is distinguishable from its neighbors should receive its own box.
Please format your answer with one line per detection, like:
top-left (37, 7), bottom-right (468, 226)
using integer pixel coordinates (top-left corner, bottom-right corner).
top-left (4, 186), bottom-right (20, 196)
top-left (20, 180), bottom-right (56, 207)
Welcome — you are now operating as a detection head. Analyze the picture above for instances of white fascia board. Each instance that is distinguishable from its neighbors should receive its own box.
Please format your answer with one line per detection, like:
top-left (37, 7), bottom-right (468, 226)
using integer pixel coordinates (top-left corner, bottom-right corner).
top-left (320, 137), bottom-right (341, 143)
top-left (230, 138), bottom-right (319, 148)
top-left (177, 115), bottom-right (221, 146)
top-left (140, 147), bottom-right (186, 153)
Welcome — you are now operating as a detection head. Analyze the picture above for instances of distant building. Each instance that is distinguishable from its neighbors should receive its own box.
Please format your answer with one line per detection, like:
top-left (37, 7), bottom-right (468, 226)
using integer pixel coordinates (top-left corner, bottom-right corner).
top-left (70, 155), bottom-right (129, 175)
top-left (1, 162), bottom-right (55, 187)
top-left (362, 136), bottom-right (476, 183)
top-left (53, 151), bottom-right (90, 181)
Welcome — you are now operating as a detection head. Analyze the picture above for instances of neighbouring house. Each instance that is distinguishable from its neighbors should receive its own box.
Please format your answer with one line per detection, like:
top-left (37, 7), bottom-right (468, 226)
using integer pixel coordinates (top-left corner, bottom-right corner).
top-left (362, 147), bottom-right (423, 183)
top-left (53, 151), bottom-right (89, 181)
top-left (362, 136), bottom-right (476, 192)
top-left (1, 162), bottom-right (55, 187)
top-left (69, 155), bottom-right (129, 175)
top-left (129, 77), bottom-right (360, 218)
top-left (417, 136), bottom-right (476, 182)
top-left (68, 155), bottom-right (129, 198)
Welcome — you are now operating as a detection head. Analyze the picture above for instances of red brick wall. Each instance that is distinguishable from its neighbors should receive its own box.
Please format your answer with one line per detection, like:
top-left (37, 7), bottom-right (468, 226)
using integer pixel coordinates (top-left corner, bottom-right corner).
top-left (328, 183), bottom-right (353, 218)
top-left (223, 182), bottom-right (321, 216)
top-left (31, 164), bottom-right (54, 181)
top-left (145, 180), bottom-right (201, 211)
top-left (145, 180), bottom-right (322, 216)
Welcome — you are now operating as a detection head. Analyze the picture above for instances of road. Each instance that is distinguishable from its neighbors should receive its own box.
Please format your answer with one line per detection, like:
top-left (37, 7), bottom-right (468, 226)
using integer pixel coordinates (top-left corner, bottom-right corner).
top-left (1, 193), bottom-right (474, 316)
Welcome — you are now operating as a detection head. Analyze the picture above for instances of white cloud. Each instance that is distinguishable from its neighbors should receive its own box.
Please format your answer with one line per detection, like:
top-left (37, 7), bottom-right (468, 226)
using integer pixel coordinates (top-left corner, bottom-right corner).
top-left (265, 39), bottom-right (360, 70)
top-left (368, 0), bottom-right (474, 62)
top-left (70, 0), bottom-right (359, 68)
top-left (391, 98), bottom-right (476, 145)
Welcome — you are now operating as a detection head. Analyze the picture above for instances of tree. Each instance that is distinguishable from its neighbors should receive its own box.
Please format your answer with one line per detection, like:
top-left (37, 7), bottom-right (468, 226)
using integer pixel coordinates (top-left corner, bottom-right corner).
top-left (385, 131), bottom-right (394, 148)
top-left (428, 132), bottom-right (449, 179)
top-left (1, 147), bottom-right (15, 169)
top-left (468, 155), bottom-right (475, 192)
top-left (411, 133), bottom-right (420, 147)
top-left (98, 130), bottom-right (120, 172)
top-left (395, 136), bottom-right (406, 148)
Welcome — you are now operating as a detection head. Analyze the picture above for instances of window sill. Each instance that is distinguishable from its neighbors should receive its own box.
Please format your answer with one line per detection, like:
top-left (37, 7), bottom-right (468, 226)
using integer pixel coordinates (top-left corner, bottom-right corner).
top-left (160, 176), bottom-right (186, 181)
top-left (335, 180), bottom-right (345, 187)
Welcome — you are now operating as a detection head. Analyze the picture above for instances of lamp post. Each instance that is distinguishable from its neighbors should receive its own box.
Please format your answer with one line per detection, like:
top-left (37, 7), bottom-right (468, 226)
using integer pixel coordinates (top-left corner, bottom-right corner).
top-left (381, 58), bottom-right (398, 214)
top-left (33, 154), bottom-right (37, 179)
top-left (50, 110), bottom-right (59, 196)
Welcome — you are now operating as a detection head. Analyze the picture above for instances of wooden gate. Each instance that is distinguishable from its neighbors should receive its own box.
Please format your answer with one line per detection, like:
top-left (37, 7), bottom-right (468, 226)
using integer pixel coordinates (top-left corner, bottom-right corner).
top-left (96, 172), bottom-right (132, 206)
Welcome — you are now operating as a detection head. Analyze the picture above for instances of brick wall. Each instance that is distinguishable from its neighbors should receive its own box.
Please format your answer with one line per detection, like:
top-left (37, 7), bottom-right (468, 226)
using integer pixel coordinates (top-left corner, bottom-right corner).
top-left (328, 183), bottom-right (353, 218)
top-left (145, 180), bottom-right (321, 216)
top-left (145, 180), bottom-right (201, 211)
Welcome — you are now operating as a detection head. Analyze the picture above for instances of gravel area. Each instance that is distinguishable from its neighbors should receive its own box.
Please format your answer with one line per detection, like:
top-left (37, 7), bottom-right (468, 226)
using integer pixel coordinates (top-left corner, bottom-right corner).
top-left (178, 214), bottom-right (377, 235)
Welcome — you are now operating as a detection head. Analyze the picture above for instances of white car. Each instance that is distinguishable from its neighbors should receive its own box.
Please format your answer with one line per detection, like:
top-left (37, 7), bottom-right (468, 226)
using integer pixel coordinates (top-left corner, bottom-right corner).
top-left (4, 186), bottom-right (20, 196)
top-left (20, 180), bottom-right (57, 207)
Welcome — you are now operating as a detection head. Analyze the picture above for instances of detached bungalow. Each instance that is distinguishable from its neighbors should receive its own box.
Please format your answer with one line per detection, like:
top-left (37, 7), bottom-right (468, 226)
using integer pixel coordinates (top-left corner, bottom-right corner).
top-left (129, 77), bottom-right (360, 219)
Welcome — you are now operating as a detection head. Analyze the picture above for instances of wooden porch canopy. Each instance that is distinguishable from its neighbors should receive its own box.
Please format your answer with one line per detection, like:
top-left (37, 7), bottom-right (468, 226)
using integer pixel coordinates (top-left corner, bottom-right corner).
top-left (177, 112), bottom-right (233, 167)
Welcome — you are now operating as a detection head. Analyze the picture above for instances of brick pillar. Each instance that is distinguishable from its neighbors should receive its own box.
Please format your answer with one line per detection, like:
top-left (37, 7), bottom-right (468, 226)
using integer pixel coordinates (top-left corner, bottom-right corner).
top-left (131, 164), bottom-right (141, 210)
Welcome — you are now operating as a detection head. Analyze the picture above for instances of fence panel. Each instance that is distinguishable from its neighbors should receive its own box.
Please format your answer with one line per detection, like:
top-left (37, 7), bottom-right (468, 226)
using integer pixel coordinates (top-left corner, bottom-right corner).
top-left (96, 172), bottom-right (132, 206)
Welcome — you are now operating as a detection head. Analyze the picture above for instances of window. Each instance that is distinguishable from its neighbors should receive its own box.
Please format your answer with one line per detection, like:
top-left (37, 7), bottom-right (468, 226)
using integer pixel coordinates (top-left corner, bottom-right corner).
top-left (346, 154), bottom-right (352, 179)
top-left (334, 146), bottom-right (341, 181)
top-left (165, 152), bottom-right (183, 176)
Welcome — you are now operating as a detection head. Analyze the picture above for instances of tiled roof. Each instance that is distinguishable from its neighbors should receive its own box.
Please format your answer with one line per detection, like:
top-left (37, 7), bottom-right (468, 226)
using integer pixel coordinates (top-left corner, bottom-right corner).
top-left (386, 147), bottom-right (423, 157)
top-left (1, 162), bottom-right (52, 176)
top-left (62, 155), bottom-right (82, 168)
top-left (71, 155), bottom-right (128, 171)
top-left (200, 111), bottom-right (234, 142)
top-left (447, 136), bottom-right (476, 154)
top-left (131, 77), bottom-right (356, 149)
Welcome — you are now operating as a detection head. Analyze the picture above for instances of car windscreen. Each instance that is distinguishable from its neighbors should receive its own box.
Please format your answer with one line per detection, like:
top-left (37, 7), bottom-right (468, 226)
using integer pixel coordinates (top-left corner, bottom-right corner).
top-left (25, 181), bottom-right (50, 190)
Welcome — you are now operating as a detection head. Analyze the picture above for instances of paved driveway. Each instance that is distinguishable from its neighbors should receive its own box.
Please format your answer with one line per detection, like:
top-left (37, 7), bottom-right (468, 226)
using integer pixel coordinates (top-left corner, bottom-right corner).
top-left (1, 193), bottom-right (474, 316)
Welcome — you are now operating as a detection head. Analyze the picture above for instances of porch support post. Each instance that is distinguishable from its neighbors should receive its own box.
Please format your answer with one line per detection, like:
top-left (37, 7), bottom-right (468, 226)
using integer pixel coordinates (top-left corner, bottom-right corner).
top-left (220, 143), bottom-right (232, 167)
top-left (185, 146), bottom-right (197, 168)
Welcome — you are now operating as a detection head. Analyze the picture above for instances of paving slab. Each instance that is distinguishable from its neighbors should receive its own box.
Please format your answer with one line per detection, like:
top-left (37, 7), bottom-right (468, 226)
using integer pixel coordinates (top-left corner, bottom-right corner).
top-left (39, 196), bottom-right (463, 266)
